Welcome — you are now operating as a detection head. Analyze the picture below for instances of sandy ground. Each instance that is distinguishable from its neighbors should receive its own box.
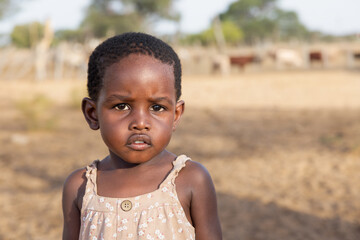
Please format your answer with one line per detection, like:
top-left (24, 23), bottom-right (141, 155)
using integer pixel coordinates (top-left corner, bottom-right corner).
top-left (1, 70), bottom-right (360, 239)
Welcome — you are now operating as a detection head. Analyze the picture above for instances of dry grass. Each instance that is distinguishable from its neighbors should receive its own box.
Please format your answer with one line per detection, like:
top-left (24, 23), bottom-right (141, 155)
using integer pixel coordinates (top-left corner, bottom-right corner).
top-left (1, 70), bottom-right (360, 239)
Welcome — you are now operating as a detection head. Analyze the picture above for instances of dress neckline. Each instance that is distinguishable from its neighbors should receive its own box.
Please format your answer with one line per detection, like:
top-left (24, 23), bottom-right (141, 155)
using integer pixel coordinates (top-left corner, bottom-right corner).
top-left (88, 155), bottom-right (189, 200)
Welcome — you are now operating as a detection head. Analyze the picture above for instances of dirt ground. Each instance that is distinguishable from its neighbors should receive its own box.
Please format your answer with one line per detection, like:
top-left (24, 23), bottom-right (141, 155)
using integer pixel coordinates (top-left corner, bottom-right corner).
top-left (1, 70), bottom-right (360, 240)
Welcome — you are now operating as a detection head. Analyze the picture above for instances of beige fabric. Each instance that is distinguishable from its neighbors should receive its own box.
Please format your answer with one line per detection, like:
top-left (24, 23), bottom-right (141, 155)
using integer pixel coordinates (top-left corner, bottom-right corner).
top-left (79, 155), bottom-right (195, 240)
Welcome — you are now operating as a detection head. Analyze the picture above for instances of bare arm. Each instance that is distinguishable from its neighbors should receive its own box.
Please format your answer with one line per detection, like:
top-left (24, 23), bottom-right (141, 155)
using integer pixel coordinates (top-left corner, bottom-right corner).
top-left (177, 161), bottom-right (222, 240)
top-left (62, 168), bottom-right (86, 240)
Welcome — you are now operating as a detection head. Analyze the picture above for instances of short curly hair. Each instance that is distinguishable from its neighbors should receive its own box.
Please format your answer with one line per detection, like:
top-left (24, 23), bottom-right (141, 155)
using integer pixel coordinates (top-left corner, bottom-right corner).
top-left (87, 32), bottom-right (182, 101)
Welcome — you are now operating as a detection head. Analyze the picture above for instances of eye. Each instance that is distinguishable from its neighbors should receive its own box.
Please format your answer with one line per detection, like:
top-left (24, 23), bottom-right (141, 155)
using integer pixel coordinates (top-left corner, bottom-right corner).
top-left (150, 104), bottom-right (165, 112)
top-left (114, 103), bottom-right (130, 111)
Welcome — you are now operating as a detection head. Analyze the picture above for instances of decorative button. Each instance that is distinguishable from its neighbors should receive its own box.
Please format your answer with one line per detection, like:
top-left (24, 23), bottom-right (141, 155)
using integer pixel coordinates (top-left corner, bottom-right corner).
top-left (121, 200), bottom-right (132, 211)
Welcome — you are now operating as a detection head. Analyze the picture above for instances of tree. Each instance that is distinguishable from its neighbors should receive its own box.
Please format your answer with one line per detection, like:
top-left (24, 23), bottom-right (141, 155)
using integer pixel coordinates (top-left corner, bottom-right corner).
top-left (219, 0), bottom-right (277, 44)
top-left (54, 29), bottom-right (86, 44)
top-left (10, 21), bottom-right (44, 48)
top-left (219, 20), bottom-right (244, 45)
top-left (80, 0), bottom-right (179, 38)
top-left (273, 9), bottom-right (309, 41)
top-left (219, 0), bottom-right (309, 44)
top-left (183, 20), bottom-right (243, 46)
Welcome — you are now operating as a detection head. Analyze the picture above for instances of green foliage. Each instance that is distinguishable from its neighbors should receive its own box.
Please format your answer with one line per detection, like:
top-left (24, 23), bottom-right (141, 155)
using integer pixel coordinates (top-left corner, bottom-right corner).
top-left (273, 9), bottom-right (309, 41)
top-left (184, 0), bottom-right (310, 45)
top-left (16, 94), bottom-right (57, 131)
top-left (219, 0), bottom-right (310, 44)
top-left (123, 0), bottom-right (179, 20)
top-left (221, 21), bottom-right (244, 44)
top-left (10, 21), bottom-right (44, 48)
top-left (54, 29), bottom-right (86, 43)
top-left (183, 21), bottom-right (243, 46)
top-left (187, 29), bottom-right (215, 46)
top-left (221, 0), bottom-right (277, 21)
top-left (80, 0), bottom-right (179, 38)
top-left (81, 9), bottom-right (143, 38)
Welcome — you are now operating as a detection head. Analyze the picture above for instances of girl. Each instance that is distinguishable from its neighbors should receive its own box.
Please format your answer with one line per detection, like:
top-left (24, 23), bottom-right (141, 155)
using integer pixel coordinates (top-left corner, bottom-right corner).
top-left (62, 32), bottom-right (222, 240)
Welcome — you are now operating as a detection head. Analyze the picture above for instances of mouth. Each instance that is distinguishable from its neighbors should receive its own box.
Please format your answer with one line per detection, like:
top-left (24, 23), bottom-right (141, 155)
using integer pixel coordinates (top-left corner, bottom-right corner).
top-left (126, 134), bottom-right (151, 151)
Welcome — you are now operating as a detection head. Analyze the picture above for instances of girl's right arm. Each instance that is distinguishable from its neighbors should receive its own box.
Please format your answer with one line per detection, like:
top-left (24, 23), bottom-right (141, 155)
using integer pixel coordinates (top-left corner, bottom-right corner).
top-left (62, 168), bottom-right (87, 240)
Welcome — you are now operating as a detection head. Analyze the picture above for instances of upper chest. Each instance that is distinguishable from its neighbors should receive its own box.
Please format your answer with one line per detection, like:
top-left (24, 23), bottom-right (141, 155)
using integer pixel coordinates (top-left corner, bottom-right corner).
top-left (96, 165), bottom-right (172, 198)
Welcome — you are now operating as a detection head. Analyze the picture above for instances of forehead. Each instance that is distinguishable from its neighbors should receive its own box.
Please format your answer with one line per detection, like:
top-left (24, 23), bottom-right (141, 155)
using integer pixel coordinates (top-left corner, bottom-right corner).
top-left (102, 54), bottom-right (176, 97)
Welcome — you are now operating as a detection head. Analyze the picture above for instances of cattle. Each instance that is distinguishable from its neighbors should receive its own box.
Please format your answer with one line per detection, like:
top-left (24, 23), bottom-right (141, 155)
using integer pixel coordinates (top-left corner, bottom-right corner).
top-left (309, 51), bottom-right (322, 62)
top-left (229, 55), bottom-right (261, 71)
top-left (270, 48), bottom-right (303, 69)
top-left (308, 51), bottom-right (326, 67)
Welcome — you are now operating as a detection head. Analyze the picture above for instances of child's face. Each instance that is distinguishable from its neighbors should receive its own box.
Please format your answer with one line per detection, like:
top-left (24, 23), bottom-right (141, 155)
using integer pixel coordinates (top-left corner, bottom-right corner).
top-left (88, 54), bottom-right (184, 164)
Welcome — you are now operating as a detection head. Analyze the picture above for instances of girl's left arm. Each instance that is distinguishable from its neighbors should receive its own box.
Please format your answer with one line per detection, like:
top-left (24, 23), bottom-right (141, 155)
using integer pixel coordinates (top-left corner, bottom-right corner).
top-left (185, 161), bottom-right (223, 240)
top-left (62, 168), bottom-right (86, 240)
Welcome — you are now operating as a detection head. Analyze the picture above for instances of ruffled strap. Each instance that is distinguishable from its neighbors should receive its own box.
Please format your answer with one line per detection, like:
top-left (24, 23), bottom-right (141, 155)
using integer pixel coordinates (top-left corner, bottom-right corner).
top-left (83, 160), bottom-right (99, 200)
top-left (160, 155), bottom-right (191, 187)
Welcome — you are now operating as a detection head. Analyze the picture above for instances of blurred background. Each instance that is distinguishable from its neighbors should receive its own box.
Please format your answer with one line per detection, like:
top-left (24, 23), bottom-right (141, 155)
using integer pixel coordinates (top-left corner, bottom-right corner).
top-left (0, 0), bottom-right (359, 239)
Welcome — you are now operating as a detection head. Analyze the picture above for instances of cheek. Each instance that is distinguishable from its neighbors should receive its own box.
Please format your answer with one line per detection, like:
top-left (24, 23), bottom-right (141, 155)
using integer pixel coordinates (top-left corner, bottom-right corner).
top-left (99, 116), bottom-right (128, 140)
top-left (154, 118), bottom-right (174, 139)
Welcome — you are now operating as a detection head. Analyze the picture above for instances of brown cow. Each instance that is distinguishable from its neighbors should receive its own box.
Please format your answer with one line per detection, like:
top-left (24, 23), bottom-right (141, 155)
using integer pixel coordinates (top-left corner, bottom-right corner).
top-left (308, 51), bottom-right (324, 67)
top-left (229, 55), bottom-right (261, 70)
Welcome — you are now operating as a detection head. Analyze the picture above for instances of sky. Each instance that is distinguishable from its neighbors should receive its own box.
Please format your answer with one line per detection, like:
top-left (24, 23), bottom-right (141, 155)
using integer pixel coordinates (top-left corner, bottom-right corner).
top-left (0, 0), bottom-right (359, 36)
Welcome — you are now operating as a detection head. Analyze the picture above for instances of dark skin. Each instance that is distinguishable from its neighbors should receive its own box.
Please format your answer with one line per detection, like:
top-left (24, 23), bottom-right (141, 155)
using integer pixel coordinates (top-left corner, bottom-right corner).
top-left (62, 54), bottom-right (222, 240)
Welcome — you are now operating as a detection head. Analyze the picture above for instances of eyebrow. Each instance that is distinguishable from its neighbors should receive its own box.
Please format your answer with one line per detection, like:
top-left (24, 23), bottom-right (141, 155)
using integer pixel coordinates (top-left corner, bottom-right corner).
top-left (150, 97), bottom-right (174, 106)
top-left (104, 94), bottom-right (131, 103)
top-left (104, 94), bottom-right (173, 105)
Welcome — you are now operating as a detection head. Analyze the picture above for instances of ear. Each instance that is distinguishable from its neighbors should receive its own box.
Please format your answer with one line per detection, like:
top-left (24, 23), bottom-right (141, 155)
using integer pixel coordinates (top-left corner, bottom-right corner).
top-left (82, 97), bottom-right (99, 130)
top-left (173, 100), bottom-right (185, 131)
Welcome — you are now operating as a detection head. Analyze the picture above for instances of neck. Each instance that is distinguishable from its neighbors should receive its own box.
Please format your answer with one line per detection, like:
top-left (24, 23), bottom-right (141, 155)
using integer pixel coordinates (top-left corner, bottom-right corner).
top-left (102, 150), bottom-right (175, 170)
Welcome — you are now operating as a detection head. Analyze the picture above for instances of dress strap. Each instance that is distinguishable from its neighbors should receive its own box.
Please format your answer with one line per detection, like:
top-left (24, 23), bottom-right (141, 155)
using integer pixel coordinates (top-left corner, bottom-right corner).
top-left (84, 160), bottom-right (99, 196)
top-left (160, 155), bottom-right (191, 187)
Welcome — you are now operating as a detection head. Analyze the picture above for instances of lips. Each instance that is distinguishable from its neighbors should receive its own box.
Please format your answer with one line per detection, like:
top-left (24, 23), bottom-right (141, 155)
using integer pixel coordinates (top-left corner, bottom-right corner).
top-left (126, 134), bottom-right (151, 151)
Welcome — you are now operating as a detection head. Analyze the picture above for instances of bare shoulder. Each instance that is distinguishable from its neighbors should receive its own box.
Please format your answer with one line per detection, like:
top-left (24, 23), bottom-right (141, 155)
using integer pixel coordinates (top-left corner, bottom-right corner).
top-left (62, 167), bottom-right (87, 207)
top-left (177, 159), bottom-right (222, 239)
top-left (177, 160), bottom-right (213, 188)
top-left (63, 168), bottom-right (87, 191)
top-left (175, 159), bottom-right (217, 207)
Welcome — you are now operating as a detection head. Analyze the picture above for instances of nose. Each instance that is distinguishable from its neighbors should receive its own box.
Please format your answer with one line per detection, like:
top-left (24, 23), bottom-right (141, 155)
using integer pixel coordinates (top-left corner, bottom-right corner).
top-left (129, 108), bottom-right (151, 131)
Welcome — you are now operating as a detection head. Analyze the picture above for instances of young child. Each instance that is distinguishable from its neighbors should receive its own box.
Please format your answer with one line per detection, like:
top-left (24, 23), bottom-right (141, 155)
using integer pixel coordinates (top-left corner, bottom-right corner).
top-left (62, 32), bottom-right (222, 240)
